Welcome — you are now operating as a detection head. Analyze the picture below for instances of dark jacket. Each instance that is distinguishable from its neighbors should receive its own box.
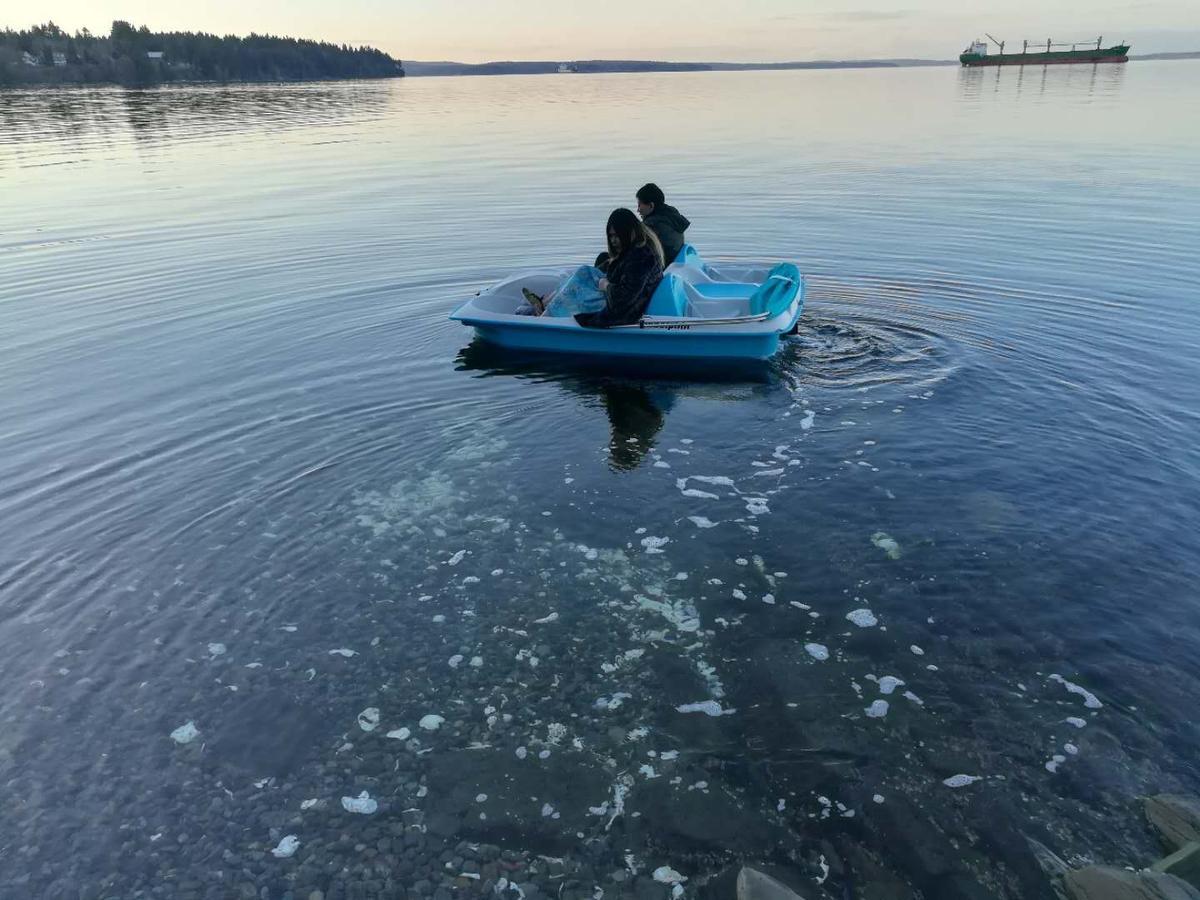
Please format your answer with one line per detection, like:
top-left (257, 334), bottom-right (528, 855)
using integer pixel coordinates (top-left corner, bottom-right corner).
top-left (575, 243), bottom-right (663, 329)
top-left (641, 204), bottom-right (690, 266)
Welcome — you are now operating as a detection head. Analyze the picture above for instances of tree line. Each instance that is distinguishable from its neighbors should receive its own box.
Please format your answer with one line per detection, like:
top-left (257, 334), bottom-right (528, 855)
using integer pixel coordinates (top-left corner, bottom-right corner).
top-left (0, 21), bottom-right (405, 86)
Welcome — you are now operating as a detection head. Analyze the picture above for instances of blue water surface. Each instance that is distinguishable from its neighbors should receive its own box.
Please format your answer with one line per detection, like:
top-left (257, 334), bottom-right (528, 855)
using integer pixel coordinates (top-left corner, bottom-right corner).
top-left (1, 62), bottom-right (1198, 899)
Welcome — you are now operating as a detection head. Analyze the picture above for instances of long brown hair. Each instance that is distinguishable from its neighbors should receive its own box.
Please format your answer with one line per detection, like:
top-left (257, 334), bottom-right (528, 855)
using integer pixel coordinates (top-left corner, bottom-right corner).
top-left (606, 207), bottom-right (664, 268)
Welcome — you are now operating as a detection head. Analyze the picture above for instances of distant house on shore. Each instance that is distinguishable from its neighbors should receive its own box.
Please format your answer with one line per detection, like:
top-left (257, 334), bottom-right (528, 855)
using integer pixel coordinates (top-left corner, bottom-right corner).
top-left (147, 51), bottom-right (164, 60)
top-left (52, 51), bottom-right (67, 67)
top-left (21, 51), bottom-right (38, 66)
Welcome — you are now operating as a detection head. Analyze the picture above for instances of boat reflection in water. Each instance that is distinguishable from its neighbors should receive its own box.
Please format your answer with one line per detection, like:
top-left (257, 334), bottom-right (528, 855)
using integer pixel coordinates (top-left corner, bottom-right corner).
top-left (454, 339), bottom-right (776, 472)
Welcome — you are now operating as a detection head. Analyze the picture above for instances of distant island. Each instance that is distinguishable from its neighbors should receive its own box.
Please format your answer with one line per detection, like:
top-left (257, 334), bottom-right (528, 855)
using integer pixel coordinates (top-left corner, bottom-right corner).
top-left (403, 58), bottom-right (957, 77)
top-left (0, 21), bottom-right (405, 87)
top-left (405, 52), bottom-right (1200, 77)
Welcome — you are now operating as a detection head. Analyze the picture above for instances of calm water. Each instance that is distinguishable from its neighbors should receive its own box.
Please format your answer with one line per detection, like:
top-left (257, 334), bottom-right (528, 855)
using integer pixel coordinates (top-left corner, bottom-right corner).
top-left (2, 64), bottom-right (1199, 900)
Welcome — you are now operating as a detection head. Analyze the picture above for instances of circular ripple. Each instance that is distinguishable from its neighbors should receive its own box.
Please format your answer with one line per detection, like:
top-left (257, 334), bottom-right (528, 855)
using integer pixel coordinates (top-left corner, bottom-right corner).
top-left (777, 275), bottom-right (961, 391)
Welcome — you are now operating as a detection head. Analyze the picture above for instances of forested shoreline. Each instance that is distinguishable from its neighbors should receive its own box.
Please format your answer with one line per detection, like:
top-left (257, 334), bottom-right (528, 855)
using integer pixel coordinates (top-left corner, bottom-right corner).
top-left (0, 21), bottom-right (404, 86)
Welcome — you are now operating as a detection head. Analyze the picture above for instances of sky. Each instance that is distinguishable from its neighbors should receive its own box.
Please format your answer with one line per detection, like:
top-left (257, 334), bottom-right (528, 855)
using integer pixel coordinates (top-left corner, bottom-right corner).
top-left (11, 0), bottom-right (1200, 62)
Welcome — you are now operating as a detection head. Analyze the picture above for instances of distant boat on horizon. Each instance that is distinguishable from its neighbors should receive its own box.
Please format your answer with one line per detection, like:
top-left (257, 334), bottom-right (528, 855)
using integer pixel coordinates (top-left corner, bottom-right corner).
top-left (960, 34), bottom-right (1130, 66)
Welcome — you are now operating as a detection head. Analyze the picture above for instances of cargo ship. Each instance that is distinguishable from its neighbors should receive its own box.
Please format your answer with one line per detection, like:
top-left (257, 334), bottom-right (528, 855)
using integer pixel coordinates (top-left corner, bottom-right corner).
top-left (960, 34), bottom-right (1130, 66)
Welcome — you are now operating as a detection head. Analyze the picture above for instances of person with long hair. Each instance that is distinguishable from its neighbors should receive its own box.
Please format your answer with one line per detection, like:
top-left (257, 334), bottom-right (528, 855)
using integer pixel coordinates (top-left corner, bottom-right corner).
top-left (521, 208), bottom-right (665, 328)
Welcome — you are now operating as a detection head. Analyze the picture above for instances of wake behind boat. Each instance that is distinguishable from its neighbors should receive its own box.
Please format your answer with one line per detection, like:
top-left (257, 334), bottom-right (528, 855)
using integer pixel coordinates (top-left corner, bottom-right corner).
top-left (449, 245), bottom-right (805, 363)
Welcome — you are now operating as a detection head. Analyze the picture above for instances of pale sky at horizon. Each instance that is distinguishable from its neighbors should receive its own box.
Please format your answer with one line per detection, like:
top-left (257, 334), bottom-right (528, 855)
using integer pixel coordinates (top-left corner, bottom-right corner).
top-left (9, 0), bottom-right (1200, 62)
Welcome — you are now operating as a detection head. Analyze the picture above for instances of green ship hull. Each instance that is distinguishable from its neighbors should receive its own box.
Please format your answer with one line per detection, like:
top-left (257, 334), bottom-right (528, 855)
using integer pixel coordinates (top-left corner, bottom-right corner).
top-left (960, 44), bottom-right (1130, 66)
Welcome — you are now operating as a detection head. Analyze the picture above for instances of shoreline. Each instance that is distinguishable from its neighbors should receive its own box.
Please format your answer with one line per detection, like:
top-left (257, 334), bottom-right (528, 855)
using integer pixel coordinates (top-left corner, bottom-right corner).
top-left (3, 51), bottom-right (1195, 91)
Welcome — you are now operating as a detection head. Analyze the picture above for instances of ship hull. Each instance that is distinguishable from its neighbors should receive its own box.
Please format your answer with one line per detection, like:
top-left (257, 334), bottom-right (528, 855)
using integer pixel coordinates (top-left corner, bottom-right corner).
top-left (960, 45), bottom-right (1130, 66)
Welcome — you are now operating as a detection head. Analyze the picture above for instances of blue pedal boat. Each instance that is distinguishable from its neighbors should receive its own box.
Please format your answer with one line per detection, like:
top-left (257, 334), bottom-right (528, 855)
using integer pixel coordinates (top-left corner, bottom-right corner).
top-left (449, 246), bottom-right (805, 362)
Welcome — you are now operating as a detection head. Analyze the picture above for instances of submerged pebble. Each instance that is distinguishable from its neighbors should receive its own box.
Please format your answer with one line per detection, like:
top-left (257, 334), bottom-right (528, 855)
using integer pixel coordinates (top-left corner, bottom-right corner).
top-left (676, 700), bottom-right (734, 716)
top-left (870, 531), bottom-right (902, 559)
top-left (340, 791), bottom-right (378, 814)
top-left (169, 721), bottom-right (200, 745)
top-left (356, 707), bottom-right (380, 731)
top-left (270, 835), bottom-right (300, 858)
top-left (846, 608), bottom-right (878, 628)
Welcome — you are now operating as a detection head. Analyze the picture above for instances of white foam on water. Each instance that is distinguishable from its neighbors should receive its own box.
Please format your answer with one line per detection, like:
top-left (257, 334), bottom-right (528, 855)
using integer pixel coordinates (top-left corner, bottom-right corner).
top-left (761, 594), bottom-right (775, 605)
top-left (745, 498), bottom-right (770, 516)
top-left (207, 643), bottom-right (226, 658)
top-left (1045, 754), bottom-right (1066, 773)
top-left (447, 550), bottom-right (466, 566)
top-left (872, 794), bottom-right (885, 804)
top-left (653, 460), bottom-right (671, 469)
top-left (386, 727), bottom-right (411, 740)
top-left (448, 655), bottom-right (463, 668)
top-left (687, 516), bottom-right (717, 528)
top-left (871, 532), bottom-right (902, 559)
top-left (419, 714), bottom-right (445, 731)
top-left (753, 468), bottom-right (785, 477)
top-left (271, 835), bottom-right (300, 858)
top-left (640, 536), bottom-right (670, 554)
top-left (533, 612), bottom-right (560, 624)
top-left (470, 656), bottom-right (484, 668)
top-left (942, 774), bottom-right (981, 788)
top-left (865, 700), bottom-right (889, 718)
top-left (300, 799), bottom-right (319, 810)
top-left (910, 645), bottom-right (925, 656)
top-left (902, 691), bottom-right (924, 706)
top-left (1048, 674), bottom-right (1102, 709)
top-left (735, 558), bottom-right (748, 566)
top-left (1064, 717), bottom-right (1087, 728)
top-left (638, 764), bottom-right (659, 779)
top-left (1064, 743), bottom-right (1079, 755)
top-left (341, 791), bottom-right (378, 814)
top-left (805, 643), bottom-right (829, 661)
top-left (676, 701), bottom-right (734, 716)
top-left (846, 609), bottom-right (878, 628)
top-left (328, 648), bottom-right (357, 657)
top-left (878, 676), bottom-right (904, 695)
top-left (357, 708), bottom-right (380, 731)
top-left (170, 721), bottom-right (200, 744)
top-left (431, 615), bottom-right (446, 623)
top-left (731, 589), bottom-right (747, 601)
top-left (475, 793), bottom-right (488, 802)
top-left (799, 411), bottom-right (815, 430)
